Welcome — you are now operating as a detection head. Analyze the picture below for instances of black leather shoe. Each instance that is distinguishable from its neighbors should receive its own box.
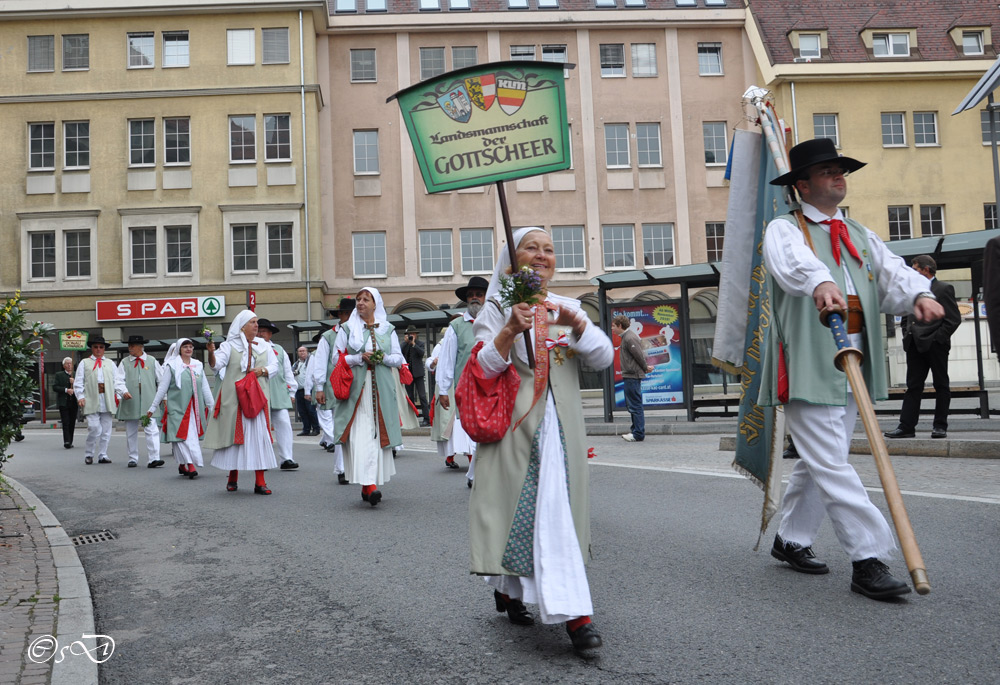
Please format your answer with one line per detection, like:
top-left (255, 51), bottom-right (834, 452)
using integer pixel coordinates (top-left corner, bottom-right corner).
top-left (931, 428), bottom-right (947, 439)
top-left (851, 558), bottom-right (911, 599)
top-left (254, 484), bottom-right (272, 495)
top-left (319, 441), bottom-right (329, 449)
top-left (128, 461), bottom-right (138, 468)
top-left (361, 489), bottom-right (369, 502)
top-left (494, 590), bottom-right (534, 626)
top-left (771, 535), bottom-right (829, 574)
top-left (884, 428), bottom-right (915, 439)
top-left (445, 458), bottom-right (460, 469)
top-left (280, 460), bottom-right (299, 470)
top-left (566, 622), bottom-right (602, 654)
top-left (326, 444), bottom-right (338, 453)
top-left (338, 473), bottom-right (348, 485)
top-left (148, 459), bottom-right (165, 468)
top-left (782, 439), bottom-right (799, 459)
top-left (368, 490), bottom-right (382, 506)
top-left (98, 457), bottom-right (112, 464)
top-left (64, 442), bottom-right (72, 449)
top-left (297, 431), bottom-right (309, 436)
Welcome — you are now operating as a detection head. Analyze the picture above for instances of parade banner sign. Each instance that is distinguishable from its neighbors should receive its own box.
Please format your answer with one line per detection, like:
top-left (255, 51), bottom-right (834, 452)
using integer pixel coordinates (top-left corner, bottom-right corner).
top-left (59, 330), bottom-right (89, 351)
top-left (609, 301), bottom-right (685, 408)
top-left (389, 61), bottom-right (573, 193)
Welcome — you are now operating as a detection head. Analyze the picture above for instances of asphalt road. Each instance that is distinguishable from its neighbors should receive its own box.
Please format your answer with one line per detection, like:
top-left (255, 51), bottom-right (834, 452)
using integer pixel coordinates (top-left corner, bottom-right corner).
top-left (6, 430), bottom-right (1000, 684)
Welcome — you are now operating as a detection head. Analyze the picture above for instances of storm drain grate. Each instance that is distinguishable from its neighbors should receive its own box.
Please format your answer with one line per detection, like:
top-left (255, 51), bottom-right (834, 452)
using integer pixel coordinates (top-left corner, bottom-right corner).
top-left (70, 530), bottom-right (117, 546)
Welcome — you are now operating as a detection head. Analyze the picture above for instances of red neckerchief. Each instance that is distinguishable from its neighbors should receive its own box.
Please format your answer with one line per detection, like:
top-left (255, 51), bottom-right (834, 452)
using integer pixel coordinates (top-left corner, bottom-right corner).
top-left (511, 300), bottom-right (559, 432)
top-left (821, 218), bottom-right (862, 267)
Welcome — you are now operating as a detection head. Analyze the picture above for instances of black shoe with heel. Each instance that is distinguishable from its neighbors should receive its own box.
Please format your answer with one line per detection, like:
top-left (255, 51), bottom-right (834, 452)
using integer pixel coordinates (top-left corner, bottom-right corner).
top-left (493, 590), bottom-right (534, 625)
top-left (567, 622), bottom-right (602, 654)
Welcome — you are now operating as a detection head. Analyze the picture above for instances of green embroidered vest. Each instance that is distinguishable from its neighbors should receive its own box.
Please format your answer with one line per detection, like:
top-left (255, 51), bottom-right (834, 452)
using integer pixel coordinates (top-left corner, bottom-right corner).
top-left (267, 342), bottom-right (293, 411)
top-left (118, 356), bottom-right (159, 421)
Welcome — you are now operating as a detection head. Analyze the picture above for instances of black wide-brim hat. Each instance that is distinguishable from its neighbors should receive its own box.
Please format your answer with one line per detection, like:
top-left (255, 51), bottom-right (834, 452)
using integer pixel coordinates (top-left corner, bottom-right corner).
top-left (126, 334), bottom-right (149, 345)
top-left (89, 335), bottom-right (108, 347)
top-left (769, 137), bottom-right (866, 186)
top-left (256, 318), bottom-right (280, 334)
top-left (329, 297), bottom-right (356, 314)
top-left (455, 276), bottom-right (490, 303)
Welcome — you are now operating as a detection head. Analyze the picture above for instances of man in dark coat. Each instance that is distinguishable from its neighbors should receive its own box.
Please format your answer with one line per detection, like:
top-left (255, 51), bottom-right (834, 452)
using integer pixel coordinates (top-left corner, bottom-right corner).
top-left (401, 326), bottom-right (430, 426)
top-left (885, 255), bottom-right (962, 439)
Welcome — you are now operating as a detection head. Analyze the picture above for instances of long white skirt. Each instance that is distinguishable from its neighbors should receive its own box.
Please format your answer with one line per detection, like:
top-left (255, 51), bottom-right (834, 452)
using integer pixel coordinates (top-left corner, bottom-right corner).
top-left (210, 411), bottom-right (278, 471)
top-left (344, 372), bottom-right (395, 486)
top-left (172, 409), bottom-right (204, 467)
top-left (435, 413), bottom-right (477, 458)
top-left (487, 393), bottom-right (593, 624)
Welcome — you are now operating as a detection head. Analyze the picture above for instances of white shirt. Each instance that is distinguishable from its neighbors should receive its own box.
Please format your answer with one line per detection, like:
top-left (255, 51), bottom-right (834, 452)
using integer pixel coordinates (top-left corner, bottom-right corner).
top-left (435, 312), bottom-right (474, 395)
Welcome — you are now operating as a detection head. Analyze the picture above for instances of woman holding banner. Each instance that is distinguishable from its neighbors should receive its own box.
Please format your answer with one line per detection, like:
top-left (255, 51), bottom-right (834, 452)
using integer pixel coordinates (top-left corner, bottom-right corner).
top-left (469, 226), bottom-right (613, 656)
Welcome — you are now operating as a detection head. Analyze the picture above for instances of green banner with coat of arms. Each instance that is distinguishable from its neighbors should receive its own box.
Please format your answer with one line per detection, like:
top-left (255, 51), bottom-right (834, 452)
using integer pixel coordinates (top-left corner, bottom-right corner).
top-left (389, 61), bottom-right (573, 193)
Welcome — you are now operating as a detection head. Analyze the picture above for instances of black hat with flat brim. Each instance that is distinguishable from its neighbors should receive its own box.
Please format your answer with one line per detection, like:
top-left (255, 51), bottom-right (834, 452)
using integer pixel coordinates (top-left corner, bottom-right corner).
top-left (455, 276), bottom-right (490, 303)
top-left (256, 318), bottom-right (280, 334)
top-left (89, 335), bottom-right (108, 348)
top-left (329, 297), bottom-right (356, 315)
top-left (769, 138), bottom-right (866, 186)
top-left (126, 334), bottom-right (149, 345)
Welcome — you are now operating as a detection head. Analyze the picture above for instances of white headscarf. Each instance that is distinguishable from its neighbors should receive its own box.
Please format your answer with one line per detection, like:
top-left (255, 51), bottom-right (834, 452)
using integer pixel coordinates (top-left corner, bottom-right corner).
top-left (226, 309), bottom-right (259, 354)
top-left (346, 286), bottom-right (390, 351)
top-left (485, 226), bottom-right (549, 303)
top-left (164, 338), bottom-right (201, 389)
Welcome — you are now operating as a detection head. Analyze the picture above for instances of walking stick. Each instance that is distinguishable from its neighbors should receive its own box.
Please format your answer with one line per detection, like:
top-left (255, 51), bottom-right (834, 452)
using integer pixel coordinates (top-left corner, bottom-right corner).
top-left (821, 310), bottom-right (931, 595)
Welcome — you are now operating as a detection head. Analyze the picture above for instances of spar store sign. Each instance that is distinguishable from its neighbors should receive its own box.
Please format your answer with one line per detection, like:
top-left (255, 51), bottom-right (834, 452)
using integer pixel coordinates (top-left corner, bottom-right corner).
top-left (96, 296), bottom-right (226, 322)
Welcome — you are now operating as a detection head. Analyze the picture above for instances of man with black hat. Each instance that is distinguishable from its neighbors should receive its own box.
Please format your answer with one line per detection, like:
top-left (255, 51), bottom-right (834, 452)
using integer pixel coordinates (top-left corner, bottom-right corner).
top-left (312, 297), bottom-right (355, 483)
top-left (116, 334), bottom-right (164, 468)
top-left (435, 276), bottom-right (488, 486)
top-left (256, 319), bottom-right (299, 470)
top-left (401, 325), bottom-right (430, 426)
top-left (761, 138), bottom-right (944, 600)
top-left (74, 335), bottom-right (125, 465)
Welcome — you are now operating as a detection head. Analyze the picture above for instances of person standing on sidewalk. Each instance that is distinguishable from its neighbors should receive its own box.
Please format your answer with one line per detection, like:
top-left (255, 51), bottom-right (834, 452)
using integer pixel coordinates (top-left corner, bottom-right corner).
top-left (884, 255), bottom-right (961, 440)
top-left (612, 316), bottom-right (653, 443)
top-left (401, 326), bottom-right (431, 426)
top-left (116, 334), bottom-right (165, 468)
top-left (74, 336), bottom-right (124, 465)
top-left (292, 346), bottom-right (319, 436)
top-left (54, 357), bottom-right (79, 449)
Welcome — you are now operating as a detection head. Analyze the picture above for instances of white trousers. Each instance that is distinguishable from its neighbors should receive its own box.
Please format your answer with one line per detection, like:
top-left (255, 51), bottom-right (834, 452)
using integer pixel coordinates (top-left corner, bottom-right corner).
top-left (778, 397), bottom-right (897, 562)
top-left (270, 408), bottom-right (294, 462)
top-left (317, 407), bottom-right (335, 444)
top-left (334, 443), bottom-right (344, 474)
top-left (124, 419), bottom-right (160, 463)
top-left (85, 412), bottom-right (113, 460)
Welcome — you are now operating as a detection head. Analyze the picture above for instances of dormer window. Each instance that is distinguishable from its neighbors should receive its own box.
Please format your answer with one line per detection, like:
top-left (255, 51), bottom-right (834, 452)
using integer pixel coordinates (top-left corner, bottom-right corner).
top-left (963, 31), bottom-right (985, 55)
top-left (799, 34), bottom-right (821, 59)
top-left (873, 33), bottom-right (909, 57)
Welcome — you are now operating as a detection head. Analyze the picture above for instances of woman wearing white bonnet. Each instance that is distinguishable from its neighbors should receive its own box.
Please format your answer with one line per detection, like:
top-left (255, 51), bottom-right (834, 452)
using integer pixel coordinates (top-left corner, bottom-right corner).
top-left (204, 310), bottom-right (280, 494)
top-left (147, 338), bottom-right (214, 478)
top-left (469, 226), bottom-right (614, 655)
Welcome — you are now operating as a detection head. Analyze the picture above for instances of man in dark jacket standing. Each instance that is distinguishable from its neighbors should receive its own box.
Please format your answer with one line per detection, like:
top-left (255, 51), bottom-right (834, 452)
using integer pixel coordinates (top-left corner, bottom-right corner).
top-left (885, 255), bottom-right (962, 440)
top-left (401, 326), bottom-right (430, 426)
top-left (611, 315), bottom-right (654, 442)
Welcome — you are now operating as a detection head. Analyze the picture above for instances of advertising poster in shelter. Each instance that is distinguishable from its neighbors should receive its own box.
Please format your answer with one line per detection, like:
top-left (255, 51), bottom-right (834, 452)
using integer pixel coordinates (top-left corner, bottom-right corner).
top-left (389, 61), bottom-right (572, 193)
top-left (609, 301), bottom-right (685, 408)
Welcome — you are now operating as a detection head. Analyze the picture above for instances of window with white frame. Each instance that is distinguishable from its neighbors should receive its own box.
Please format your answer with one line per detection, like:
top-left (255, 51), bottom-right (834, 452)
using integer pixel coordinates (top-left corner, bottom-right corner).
top-left (265, 114), bottom-right (291, 161)
top-left (798, 34), bottom-right (821, 59)
top-left (631, 43), bottom-right (657, 77)
top-left (229, 115), bottom-right (256, 163)
top-left (165, 226), bottom-right (192, 274)
top-left (675, 0), bottom-right (695, 5)
top-left (163, 31), bottom-right (189, 67)
top-left (538, 0), bottom-right (558, 7)
top-left (419, 230), bottom-right (453, 275)
top-left (510, 45), bottom-right (535, 61)
top-left (813, 113), bottom-right (839, 147)
top-left (129, 119), bottom-right (155, 166)
top-left (367, 0), bottom-right (387, 10)
top-left (705, 222), bottom-right (725, 262)
top-left (542, 44), bottom-right (566, 63)
top-left (353, 232), bottom-right (387, 277)
top-left (64, 121), bottom-right (89, 169)
top-left (420, 47), bottom-right (445, 81)
top-left (460, 228), bottom-right (494, 273)
top-left (698, 42), bottom-right (723, 75)
top-left (62, 34), bottom-right (89, 70)
top-left (642, 223), bottom-right (674, 267)
top-left (703, 121), bottom-right (728, 164)
top-left (350, 49), bottom-right (377, 82)
top-left (30, 232), bottom-right (56, 279)
top-left (596, 0), bottom-right (617, 6)
top-left (267, 223), bottom-right (294, 270)
top-left (509, 0), bottom-right (529, 8)
top-left (913, 112), bottom-right (938, 146)
top-left (625, 0), bottom-right (646, 6)
top-left (872, 33), bottom-right (909, 57)
top-left (704, 0), bottom-right (725, 4)
top-left (881, 112), bottom-right (906, 146)
top-left (636, 123), bottom-right (661, 167)
top-left (887, 206), bottom-right (912, 241)
top-left (29, 123), bottom-right (55, 171)
top-left (604, 124), bottom-right (630, 168)
top-left (65, 230), bottom-right (91, 278)
top-left (963, 31), bottom-right (985, 55)
top-left (980, 111), bottom-right (998, 145)
top-left (552, 226), bottom-right (585, 270)
top-left (127, 32), bottom-right (154, 68)
top-left (419, 0), bottom-right (441, 9)
top-left (164, 117), bottom-right (190, 165)
top-left (450, 0), bottom-right (471, 8)
top-left (334, 0), bottom-right (357, 10)
top-left (27, 35), bottom-right (54, 72)
top-left (985, 203), bottom-right (998, 230)
top-left (232, 224), bottom-right (258, 272)
top-left (131, 227), bottom-right (158, 276)
top-left (262, 28), bottom-right (289, 64)
top-left (920, 205), bottom-right (944, 236)
top-left (353, 130), bottom-right (379, 174)
top-left (603, 224), bottom-right (635, 269)
top-left (599, 44), bottom-right (625, 77)
top-left (227, 29), bottom-right (255, 65)
top-left (452, 46), bottom-right (478, 69)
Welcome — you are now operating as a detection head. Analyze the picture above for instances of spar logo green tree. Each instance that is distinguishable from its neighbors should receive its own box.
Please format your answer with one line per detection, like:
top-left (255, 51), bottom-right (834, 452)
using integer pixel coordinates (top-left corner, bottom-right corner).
top-left (0, 292), bottom-right (52, 470)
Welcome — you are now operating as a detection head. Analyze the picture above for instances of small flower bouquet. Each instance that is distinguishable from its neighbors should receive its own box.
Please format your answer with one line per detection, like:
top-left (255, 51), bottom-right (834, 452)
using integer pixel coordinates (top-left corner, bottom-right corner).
top-left (369, 348), bottom-right (385, 366)
top-left (140, 414), bottom-right (152, 427)
top-left (200, 326), bottom-right (215, 342)
top-left (498, 265), bottom-right (544, 309)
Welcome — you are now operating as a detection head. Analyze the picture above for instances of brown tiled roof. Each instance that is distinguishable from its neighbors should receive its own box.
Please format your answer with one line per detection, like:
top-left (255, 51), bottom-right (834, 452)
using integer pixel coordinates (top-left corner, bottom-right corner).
top-left (747, 0), bottom-right (999, 64)
top-left (328, 0), bottom-right (732, 15)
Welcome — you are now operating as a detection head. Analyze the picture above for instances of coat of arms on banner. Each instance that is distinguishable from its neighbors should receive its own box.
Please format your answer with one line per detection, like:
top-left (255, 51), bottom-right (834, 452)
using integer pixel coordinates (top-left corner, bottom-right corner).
top-left (437, 85), bottom-right (473, 123)
top-left (497, 78), bottom-right (527, 115)
top-left (465, 74), bottom-right (496, 112)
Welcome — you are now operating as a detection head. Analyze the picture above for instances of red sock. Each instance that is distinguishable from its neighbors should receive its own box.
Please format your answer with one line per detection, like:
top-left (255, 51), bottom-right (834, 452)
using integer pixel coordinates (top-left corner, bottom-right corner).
top-left (467, 454), bottom-right (472, 462)
top-left (445, 455), bottom-right (455, 463)
top-left (362, 484), bottom-right (377, 496)
top-left (187, 464), bottom-right (196, 472)
top-left (255, 470), bottom-right (267, 487)
top-left (566, 616), bottom-right (592, 632)
top-left (228, 470), bottom-right (238, 483)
